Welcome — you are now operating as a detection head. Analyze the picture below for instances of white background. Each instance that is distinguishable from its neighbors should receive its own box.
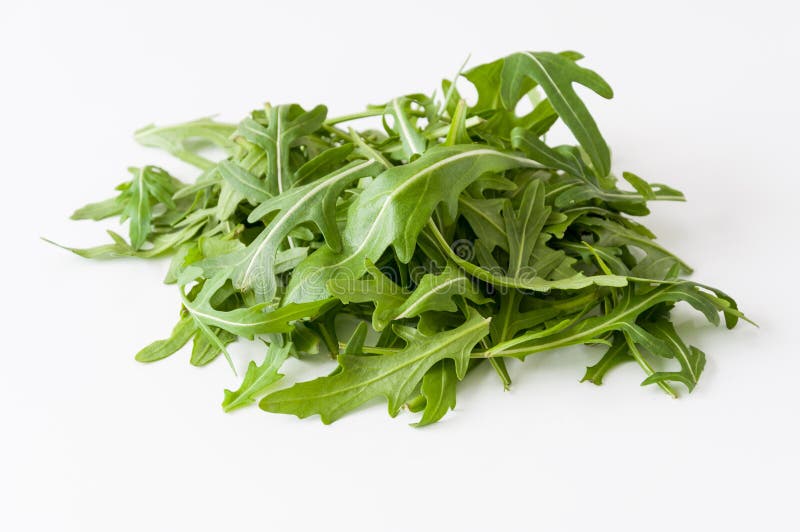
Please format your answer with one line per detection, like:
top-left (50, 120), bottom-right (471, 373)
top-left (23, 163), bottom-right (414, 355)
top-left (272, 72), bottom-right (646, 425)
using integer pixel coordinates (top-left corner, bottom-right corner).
top-left (2, 1), bottom-right (798, 530)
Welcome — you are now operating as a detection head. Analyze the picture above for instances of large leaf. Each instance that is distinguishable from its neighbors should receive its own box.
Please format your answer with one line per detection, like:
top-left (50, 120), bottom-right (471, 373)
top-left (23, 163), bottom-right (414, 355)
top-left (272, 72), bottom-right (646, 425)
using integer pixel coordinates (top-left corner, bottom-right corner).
top-left (260, 310), bottom-right (490, 423)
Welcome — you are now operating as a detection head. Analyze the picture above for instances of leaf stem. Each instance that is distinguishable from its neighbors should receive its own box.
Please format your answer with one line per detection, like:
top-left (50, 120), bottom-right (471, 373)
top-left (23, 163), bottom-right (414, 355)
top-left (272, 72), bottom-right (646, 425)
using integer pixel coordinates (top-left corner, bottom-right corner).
top-left (322, 124), bottom-right (352, 142)
top-left (324, 108), bottom-right (385, 125)
top-left (425, 116), bottom-right (483, 139)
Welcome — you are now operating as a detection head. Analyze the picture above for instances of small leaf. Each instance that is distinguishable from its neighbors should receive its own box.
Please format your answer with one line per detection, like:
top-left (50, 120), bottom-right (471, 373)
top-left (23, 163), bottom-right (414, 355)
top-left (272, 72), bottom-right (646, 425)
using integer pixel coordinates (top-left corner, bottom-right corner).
top-left (387, 96), bottom-right (427, 159)
top-left (581, 334), bottom-right (631, 385)
top-left (70, 196), bottom-right (123, 221)
top-left (217, 160), bottom-right (270, 204)
top-left (135, 117), bottom-right (236, 170)
top-left (135, 316), bottom-right (196, 362)
top-left (223, 343), bottom-right (291, 412)
top-left (413, 360), bottom-right (458, 427)
top-left (641, 319), bottom-right (706, 392)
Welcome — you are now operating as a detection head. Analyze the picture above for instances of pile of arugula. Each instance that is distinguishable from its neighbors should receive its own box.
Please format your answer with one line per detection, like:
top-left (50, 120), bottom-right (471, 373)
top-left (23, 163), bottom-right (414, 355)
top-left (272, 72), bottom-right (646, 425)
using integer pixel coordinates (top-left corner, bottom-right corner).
top-left (55, 51), bottom-right (750, 425)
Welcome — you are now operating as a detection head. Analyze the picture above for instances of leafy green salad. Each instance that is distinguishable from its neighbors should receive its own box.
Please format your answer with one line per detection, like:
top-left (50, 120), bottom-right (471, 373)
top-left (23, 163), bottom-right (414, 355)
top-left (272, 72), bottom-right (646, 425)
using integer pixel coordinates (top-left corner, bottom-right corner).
top-left (52, 51), bottom-right (750, 425)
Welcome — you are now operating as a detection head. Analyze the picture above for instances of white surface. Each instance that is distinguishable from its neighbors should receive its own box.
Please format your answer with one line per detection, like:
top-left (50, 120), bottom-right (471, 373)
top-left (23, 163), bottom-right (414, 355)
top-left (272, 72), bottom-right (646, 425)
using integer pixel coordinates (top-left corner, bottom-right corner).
top-left (2, 1), bottom-right (798, 530)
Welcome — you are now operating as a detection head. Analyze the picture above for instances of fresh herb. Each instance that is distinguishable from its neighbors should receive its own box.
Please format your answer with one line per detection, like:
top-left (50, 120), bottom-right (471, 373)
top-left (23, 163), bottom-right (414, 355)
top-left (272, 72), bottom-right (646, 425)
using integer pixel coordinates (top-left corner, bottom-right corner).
top-left (52, 50), bottom-right (751, 425)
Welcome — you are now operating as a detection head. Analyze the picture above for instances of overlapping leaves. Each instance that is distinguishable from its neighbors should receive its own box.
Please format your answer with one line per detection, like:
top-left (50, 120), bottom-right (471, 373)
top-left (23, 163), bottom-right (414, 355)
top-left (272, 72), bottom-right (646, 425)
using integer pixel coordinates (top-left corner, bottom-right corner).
top-left (54, 50), bottom-right (749, 426)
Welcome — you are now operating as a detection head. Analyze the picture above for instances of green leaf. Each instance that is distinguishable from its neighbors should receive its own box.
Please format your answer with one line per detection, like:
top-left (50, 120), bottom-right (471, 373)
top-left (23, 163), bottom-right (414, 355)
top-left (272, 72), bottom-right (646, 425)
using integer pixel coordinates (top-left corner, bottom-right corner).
top-left (393, 266), bottom-right (491, 322)
top-left (459, 196), bottom-right (508, 253)
top-left (327, 260), bottom-right (408, 331)
top-left (70, 166), bottom-right (184, 250)
top-left (503, 180), bottom-right (551, 277)
top-left (190, 327), bottom-right (237, 366)
top-left (45, 215), bottom-right (206, 260)
top-left (463, 58), bottom-right (506, 114)
top-left (581, 333), bottom-right (631, 385)
top-left (181, 274), bottom-right (336, 340)
top-left (580, 216), bottom-right (693, 278)
top-left (260, 310), bottom-right (490, 423)
top-left (217, 160), bottom-right (271, 204)
top-left (223, 342), bottom-right (291, 412)
top-left (126, 166), bottom-right (181, 249)
top-left (500, 51), bottom-right (613, 176)
top-left (641, 319), bottom-right (706, 392)
top-left (344, 322), bottom-right (369, 354)
top-left (135, 117), bottom-right (236, 170)
top-left (70, 196), bottom-right (123, 221)
top-left (444, 99), bottom-right (470, 146)
top-left (387, 96), bottom-right (427, 159)
top-left (413, 360), bottom-right (458, 427)
top-left (135, 316), bottom-right (196, 362)
top-left (237, 104), bottom-right (327, 195)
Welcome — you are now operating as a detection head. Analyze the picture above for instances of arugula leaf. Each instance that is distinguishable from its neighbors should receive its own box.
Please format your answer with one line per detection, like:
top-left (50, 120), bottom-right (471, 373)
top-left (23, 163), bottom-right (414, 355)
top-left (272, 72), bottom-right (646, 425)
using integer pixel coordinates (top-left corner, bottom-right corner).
top-left (500, 51), bottom-right (613, 176)
top-left (503, 180), bottom-right (552, 276)
top-left (413, 360), bottom-right (458, 427)
top-left (135, 316), bottom-right (196, 363)
top-left (641, 319), bottom-right (706, 392)
top-left (581, 333), bottom-right (631, 385)
top-left (237, 104), bottom-right (327, 195)
top-left (387, 96), bottom-right (427, 159)
top-left (135, 117), bottom-right (236, 170)
top-left (223, 342), bottom-right (291, 412)
top-left (190, 327), bottom-right (237, 366)
top-left (71, 166), bottom-right (184, 250)
top-left (181, 275), bottom-right (336, 339)
top-left (217, 161), bottom-right (271, 204)
top-left (260, 310), bottom-right (489, 423)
